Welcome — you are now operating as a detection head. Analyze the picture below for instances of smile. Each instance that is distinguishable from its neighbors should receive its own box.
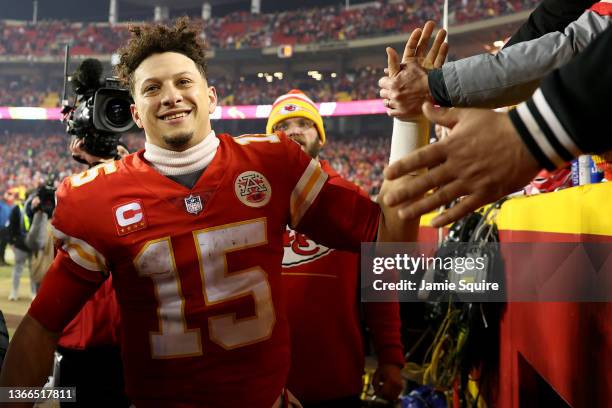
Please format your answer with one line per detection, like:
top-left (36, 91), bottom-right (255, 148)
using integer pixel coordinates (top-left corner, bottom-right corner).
top-left (160, 111), bottom-right (191, 121)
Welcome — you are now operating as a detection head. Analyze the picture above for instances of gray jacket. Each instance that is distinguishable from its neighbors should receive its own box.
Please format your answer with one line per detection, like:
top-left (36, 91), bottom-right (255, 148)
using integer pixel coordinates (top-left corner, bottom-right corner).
top-left (442, 7), bottom-right (611, 108)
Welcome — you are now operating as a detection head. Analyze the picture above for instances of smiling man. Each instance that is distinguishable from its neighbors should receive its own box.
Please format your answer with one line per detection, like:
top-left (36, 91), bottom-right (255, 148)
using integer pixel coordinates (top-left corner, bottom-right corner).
top-left (0, 18), bottom-right (418, 408)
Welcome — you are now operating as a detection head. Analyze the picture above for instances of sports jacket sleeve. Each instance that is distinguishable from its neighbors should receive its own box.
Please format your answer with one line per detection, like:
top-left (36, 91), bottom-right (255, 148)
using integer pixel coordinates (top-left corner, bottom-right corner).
top-left (508, 24), bottom-right (612, 170)
top-left (438, 8), bottom-right (610, 108)
top-left (505, 0), bottom-right (597, 47)
top-left (428, 0), bottom-right (602, 107)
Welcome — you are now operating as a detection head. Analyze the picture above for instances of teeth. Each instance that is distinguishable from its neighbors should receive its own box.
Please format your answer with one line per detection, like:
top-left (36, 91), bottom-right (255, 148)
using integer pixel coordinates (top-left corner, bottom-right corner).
top-left (163, 112), bottom-right (188, 120)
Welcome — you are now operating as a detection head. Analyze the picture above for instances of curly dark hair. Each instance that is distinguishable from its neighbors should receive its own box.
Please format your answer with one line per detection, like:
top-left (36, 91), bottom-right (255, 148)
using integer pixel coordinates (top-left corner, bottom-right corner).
top-left (115, 17), bottom-right (208, 95)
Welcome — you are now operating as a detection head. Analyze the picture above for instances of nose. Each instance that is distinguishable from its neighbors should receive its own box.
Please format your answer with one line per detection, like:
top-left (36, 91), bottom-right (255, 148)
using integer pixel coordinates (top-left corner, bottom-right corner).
top-left (160, 84), bottom-right (183, 106)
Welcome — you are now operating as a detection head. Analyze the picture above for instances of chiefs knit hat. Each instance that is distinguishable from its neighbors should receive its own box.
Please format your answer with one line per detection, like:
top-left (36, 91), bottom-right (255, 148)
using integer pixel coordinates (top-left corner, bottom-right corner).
top-left (266, 89), bottom-right (326, 144)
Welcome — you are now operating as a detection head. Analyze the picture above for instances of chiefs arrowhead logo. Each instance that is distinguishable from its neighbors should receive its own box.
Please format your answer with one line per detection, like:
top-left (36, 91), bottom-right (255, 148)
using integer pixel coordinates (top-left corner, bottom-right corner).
top-left (282, 228), bottom-right (332, 267)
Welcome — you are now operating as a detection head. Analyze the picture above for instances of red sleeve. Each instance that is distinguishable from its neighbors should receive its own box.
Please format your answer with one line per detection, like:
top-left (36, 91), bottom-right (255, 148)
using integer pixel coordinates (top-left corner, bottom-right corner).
top-left (296, 181), bottom-right (380, 252)
top-left (28, 249), bottom-right (104, 333)
top-left (363, 302), bottom-right (405, 367)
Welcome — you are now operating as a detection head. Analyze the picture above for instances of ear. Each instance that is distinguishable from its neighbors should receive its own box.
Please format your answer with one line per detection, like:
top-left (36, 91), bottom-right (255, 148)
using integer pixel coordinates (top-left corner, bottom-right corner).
top-left (130, 103), bottom-right (144, 129)
top-left (208, 86), bottom-right (218, 114)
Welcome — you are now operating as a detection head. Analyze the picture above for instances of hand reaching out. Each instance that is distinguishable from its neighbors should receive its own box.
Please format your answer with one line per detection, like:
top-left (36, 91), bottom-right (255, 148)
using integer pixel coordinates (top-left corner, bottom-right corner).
top-left (379, 21), bottom-right (448, 120)
top-left (383, 103), bottom-right (542, 226)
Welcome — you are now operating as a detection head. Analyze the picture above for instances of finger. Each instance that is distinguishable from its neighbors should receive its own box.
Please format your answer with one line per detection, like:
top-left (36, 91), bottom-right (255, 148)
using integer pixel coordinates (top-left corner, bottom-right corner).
top-left (384, 68), bottom-right (389, 75)
top-left (401, 27), bottom-right (422, 63)
top-left (425, 28), bottom-right (447, 67)
top-left (434, 42), bottom-right (449, 68)
top-left (386, 47), bottom-right (401, 77)
top-left (378, 75), bottom-right (392, 89)
top-left (384, 142), bottom-right (446, 180)
top-left (379, 88), bottom-right (391, 100)
top-left (422, 102), bottom-right (459, 129)
top-left (384, 164), bottom-right (453, 207)
top-left (397, 180), bottom-right (465, 220)
top-left (431, 194), bottom-right (483, 227)
top-left (416, 21), bottom-right (435, 59)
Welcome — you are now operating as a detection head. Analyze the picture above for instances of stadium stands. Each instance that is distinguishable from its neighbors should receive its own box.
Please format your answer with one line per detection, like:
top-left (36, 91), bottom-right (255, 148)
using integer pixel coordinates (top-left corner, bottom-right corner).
top-left (0, 0), bottom-right (538, 55)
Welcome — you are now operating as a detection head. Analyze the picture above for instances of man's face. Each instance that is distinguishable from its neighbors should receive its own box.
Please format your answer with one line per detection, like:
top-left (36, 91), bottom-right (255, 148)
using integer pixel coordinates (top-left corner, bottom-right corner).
top-left (130, 52), bottom-right (217, 151)
top-left (273, 117), bottom-right (322, 159)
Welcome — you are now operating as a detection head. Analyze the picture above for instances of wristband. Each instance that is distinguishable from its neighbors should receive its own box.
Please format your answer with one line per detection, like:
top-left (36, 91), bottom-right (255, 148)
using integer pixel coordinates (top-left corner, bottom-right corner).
top-left (389, 117), bottom-right (429, 165)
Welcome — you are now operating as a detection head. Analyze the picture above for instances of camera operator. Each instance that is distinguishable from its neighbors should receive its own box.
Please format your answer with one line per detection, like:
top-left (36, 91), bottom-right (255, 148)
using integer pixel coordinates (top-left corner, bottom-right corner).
top-left (23, 179), bottom-right (57, 294)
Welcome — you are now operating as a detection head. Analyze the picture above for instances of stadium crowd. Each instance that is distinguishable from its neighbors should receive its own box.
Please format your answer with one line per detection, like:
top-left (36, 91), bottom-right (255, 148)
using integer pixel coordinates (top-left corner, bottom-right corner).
top-left (213, 67), bottom-right (384, 105)
top-left (1, 68), bottom-right (383, 107)
top-left (0, 131), bottom-right (82, 194)
top-left (0, 0), bottom-right (538, 56)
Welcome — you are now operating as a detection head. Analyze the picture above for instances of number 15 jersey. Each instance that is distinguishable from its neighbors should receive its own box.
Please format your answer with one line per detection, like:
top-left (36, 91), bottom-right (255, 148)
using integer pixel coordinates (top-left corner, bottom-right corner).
top-left (30, 133), bottom-right (380, 408)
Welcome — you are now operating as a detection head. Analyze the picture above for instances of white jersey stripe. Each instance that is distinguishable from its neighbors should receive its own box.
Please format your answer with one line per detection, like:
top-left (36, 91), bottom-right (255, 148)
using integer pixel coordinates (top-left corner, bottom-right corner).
top-left (290, 160), bottom-right (328, 228)
top-left (532, 88), bottom-right (581, 157)
top-left (516, 103), bottom-right (566, 168)
top-left (51, 226), bottom-right (108, 273)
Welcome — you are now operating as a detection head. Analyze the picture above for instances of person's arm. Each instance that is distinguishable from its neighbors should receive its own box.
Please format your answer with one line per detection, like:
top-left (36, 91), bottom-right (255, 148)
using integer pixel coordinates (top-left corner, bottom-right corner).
top-left (428, 0), bottom-right (602, 107)
top-left (1, 250), bottom-right (106, 393)
top-left (0, 314), bottom-right (59, 399)
top-left (6, 206), bottom-right (20, 244)
top-left (25, 202), bottom-right (47, 253)
top-left (382, 25), bottom-right (612, 227)
top-left (508, 23), bottom-right (612, 170)
top-left (505, 0), bottom-right (597, 47)
top-left (363, 302), bottom-right (405, 400)
top-left (439, 9), bottom-right (611, 108)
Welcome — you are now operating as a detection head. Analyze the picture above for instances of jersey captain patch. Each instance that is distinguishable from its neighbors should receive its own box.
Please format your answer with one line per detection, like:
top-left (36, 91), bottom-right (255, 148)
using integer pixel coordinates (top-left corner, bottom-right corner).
top-left (113, 200), bottom-right (147, 236)
top-left (234, 171), bottom-right (272, 208)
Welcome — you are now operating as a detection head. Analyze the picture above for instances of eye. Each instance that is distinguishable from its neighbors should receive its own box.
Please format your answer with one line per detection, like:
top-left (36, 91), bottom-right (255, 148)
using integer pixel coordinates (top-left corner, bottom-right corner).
top-left (143, 84), bottom-right (159, 94)
top-left (178, 78), bottom-right (192, 86)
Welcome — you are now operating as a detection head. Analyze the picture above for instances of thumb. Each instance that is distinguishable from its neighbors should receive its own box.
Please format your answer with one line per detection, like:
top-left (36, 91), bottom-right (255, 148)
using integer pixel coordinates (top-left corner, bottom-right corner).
top-left (386, 47), bottom-right (401, 77)
top-left (422, 102), bottom-right (459, 129)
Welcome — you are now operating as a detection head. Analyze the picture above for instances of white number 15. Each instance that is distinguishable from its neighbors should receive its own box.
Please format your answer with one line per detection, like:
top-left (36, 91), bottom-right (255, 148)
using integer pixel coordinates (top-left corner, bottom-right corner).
top-left (134, 218), bottom-right (275, 358)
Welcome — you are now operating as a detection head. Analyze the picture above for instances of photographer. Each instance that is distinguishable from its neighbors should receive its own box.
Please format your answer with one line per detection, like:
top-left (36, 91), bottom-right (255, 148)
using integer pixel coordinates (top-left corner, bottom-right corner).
top-left (24, 181), bottom-right (57, 293)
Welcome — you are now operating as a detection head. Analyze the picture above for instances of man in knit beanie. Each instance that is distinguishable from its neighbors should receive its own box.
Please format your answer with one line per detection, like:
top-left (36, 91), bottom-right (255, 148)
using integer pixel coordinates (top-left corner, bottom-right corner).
top-left (267, 90), bottom-right (405, 407)
top-left (266, 90), bottom-right (326, 159)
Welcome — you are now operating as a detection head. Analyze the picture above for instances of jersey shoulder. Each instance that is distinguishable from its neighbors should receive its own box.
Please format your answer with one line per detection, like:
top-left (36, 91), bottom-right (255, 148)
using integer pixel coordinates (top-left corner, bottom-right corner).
top-left (54, 157), bottom-right (136, 236)
top-left (58, 156), bottom-right (136, 202)
top-left (219, 132), bottom-right (304, 162)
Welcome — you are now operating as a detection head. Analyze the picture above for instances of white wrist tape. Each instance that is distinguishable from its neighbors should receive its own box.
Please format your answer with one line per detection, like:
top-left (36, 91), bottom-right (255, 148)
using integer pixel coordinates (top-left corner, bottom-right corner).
top-left (389, 117), bottom-right (429, 165)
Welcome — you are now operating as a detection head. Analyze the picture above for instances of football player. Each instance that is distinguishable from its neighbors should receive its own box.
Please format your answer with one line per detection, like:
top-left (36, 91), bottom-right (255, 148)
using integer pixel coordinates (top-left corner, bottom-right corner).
top-left (1, 18), bottom-right (419, 408)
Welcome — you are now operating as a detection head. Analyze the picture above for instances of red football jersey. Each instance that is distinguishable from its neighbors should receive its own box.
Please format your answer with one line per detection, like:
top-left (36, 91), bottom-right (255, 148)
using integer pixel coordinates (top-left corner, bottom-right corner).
top-left (29, 133), bottom-right (379, 408)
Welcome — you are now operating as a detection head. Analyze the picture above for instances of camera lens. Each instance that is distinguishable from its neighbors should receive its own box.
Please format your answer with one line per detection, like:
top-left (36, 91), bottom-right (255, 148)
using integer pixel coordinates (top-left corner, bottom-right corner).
top-left (104, 98), bottom-right (131, 127)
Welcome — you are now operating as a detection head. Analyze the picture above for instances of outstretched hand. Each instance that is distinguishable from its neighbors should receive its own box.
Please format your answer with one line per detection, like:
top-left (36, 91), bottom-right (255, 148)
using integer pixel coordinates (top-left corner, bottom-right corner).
top-left (383, 103), bottom-right (542, 226)
top-left (379, 21), bottom-right (448, 120)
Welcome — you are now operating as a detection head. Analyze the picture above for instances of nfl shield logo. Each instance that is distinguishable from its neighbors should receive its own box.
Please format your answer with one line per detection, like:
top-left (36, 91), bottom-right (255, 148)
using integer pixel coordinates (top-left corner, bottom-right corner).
top-left (184, 194), bottom-right (203, 215)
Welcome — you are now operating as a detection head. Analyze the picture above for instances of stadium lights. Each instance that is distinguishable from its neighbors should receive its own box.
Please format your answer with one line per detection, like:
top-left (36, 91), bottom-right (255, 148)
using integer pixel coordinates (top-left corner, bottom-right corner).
top-left (273, 72), bottom-right (283, 79)
top-left (258, 73), bottom-right (264, 78)
top-left (331, 73), bottom-right (337, 78)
